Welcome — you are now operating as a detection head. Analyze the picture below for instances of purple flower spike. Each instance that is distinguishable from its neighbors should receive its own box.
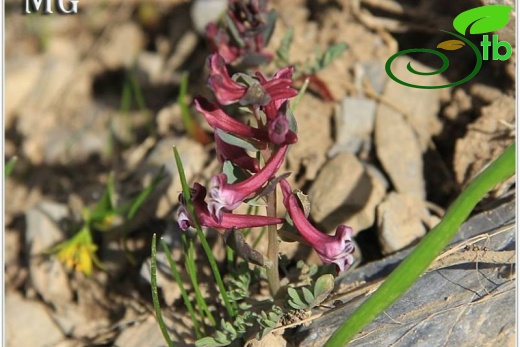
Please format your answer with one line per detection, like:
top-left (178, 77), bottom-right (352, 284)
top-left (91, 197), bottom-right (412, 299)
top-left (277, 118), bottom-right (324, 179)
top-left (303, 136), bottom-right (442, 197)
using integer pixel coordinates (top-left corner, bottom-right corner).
top-left (279, 179), bottom-right (355, 273)
top-left (215, 130), bottom-right (260, 173)
top-left (208, 145), bottom-right (288, 221)
top-left (177, 183), bottom-right (284, 232)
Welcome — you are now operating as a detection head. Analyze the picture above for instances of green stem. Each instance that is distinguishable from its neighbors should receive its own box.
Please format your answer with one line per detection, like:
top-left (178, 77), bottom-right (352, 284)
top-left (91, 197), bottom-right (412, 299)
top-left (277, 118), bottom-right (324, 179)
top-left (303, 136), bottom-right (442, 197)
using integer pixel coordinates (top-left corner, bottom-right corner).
top-left (325, 143), bottom-right (515, 346)
top-left (266, 189), bottom-right (280, 296)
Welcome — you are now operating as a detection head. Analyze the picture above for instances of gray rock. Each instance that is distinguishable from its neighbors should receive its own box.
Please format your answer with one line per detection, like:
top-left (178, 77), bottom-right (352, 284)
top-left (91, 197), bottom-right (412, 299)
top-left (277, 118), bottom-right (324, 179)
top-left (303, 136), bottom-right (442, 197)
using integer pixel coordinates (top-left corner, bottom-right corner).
top-left (25, 201), bottom-right (68, 254)
top-left (329, 60), bottom-right (385, 157)
top-left (329, 96), bottom-right (376, 156)
top-left (292, 201), bottom-right (516, 346)
top-left (96, 22), bottom-right (145, 69)
top-left (309, 151), bottom-right (386, 233)
top-left (377, 192), bottom-right (429, 255)
top-left (25, 201), bottom-right (74, 307)
top-left (375, 101), bottom-right (425, 199)
top-left (287, 94), bottom-right (333, 181)
top-left (6, 292), bottom-right (64, 347)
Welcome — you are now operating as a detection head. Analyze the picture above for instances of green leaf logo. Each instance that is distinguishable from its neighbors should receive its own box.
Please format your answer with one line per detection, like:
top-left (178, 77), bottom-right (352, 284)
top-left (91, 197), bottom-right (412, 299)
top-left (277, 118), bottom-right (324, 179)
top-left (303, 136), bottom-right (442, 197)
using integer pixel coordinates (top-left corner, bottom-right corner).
top-left (453, 5), bottom-right (513, 35)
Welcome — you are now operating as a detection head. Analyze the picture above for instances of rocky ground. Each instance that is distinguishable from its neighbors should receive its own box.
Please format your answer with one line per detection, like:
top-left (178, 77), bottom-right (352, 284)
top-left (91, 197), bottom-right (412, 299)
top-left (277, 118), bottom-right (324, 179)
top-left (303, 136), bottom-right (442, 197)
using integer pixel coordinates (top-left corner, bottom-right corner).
top-left (5, 0), bottom-right (515, 346)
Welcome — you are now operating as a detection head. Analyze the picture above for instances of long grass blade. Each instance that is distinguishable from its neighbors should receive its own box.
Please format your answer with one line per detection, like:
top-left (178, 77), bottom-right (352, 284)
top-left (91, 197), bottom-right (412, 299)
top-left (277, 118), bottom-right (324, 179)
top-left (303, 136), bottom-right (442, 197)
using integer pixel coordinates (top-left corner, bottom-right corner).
top-left (151, 234), bottom-right (175, 347)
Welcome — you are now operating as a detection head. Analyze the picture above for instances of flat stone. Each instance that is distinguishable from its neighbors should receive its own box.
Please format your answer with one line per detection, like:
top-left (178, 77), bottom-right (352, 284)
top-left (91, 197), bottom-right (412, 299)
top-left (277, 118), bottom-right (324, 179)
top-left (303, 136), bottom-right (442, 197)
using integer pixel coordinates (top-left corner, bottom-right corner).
top-left (328, 96), bottom-right (376, 156)
top-left (25, 201), bottom-right (74, 307)
top-left (375, 100), bottom-right (425, 199)
top-left (96, 22), bottom-right (144, 69)
top-left (6, 292), bottom-right (64, 347)
top-left (377, 192), bottom-right (429, 255)
top-left (287, 94), bottom-right (333, 181)
top-left (309, 151), bottom-right (386, 233)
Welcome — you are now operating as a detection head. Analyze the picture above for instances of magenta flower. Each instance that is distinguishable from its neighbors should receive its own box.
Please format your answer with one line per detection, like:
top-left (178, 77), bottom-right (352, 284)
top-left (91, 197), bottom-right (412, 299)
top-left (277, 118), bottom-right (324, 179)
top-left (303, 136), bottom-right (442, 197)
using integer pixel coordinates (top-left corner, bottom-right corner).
top-left (177, 183), bottom-right (283, 231)
top-left (279, 179), bottom-right (355, 273)
top-left (215, 130), bottom-right (260, 173)
top-left (195, 96), bottom-right (270, 143)
top-left (195, 96), bottom-right (297, 146)
top-left (206, 54), bottom-right (298, 107)
top-left (255, 67), bottom-right (297, 120)
top-left (208, 145), bottom-right (288, 222)
top-left (205, 23), bottom-right (241, 64)
top-left (267, 102), bottom-right (297, 145)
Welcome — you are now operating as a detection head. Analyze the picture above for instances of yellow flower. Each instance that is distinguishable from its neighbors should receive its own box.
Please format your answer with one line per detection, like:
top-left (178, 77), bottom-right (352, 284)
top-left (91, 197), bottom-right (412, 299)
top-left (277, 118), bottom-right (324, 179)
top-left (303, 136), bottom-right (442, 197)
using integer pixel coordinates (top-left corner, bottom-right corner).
top-left (54, 226), bottom-right (99, 276)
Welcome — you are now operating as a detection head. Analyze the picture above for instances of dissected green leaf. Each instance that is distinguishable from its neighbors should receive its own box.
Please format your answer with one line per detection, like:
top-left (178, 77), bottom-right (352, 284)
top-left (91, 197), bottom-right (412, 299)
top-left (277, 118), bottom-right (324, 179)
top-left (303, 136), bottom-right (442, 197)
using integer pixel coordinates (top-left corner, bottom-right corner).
top-left (276, 27), bottom-right (294, 65)
top-left (287, 287), bottom-right (308, 309)
top-left (453, 5), bottom-right (513, 35)
top-left (319, 43), bottom-right (348, 69)
top-left (313, 274), bottom-right (335, 306)
top-left (302, 286), bottom-right (315, 306)
top-left (196, 337), bottom-right (226, 347)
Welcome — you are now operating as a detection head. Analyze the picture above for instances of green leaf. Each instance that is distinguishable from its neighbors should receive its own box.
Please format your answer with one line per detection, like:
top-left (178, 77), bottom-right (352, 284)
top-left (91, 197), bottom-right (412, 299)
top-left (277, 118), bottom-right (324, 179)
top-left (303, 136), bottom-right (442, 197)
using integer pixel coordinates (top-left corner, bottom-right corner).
top-left (276, 27), bottom-right (294, 65)
top-left (313, 274), bottom-right (334, 305)
top-left (5, 157), bottom-right (17, 178)
top-left (319, 43), bottom-right (348, 69)
top-left (453, 5), bottom-right (513, 35)
top-left (214, 330), bottom-right (230, 344)
top-left (287, 287), bottom-right (308, 309)
top-left (222, 160), bottom-right (251, 184)
top-left (302, 287), bottom-right (315, 306)
top-left (90, 172), bottom-right (116, 222)
top-left (195, 337), bottom-right (224, 347)
top-left (226, 14), bottom-right (246, 47)
top-left (261, 10), bottom-right (277, 46)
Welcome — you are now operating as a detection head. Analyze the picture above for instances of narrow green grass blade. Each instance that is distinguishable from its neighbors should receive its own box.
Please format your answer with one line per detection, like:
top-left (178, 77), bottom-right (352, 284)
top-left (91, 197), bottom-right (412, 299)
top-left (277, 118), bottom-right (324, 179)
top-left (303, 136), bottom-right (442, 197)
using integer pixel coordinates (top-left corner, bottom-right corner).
top-left (325, 143), bottom-right (515, 346)
top-left (5, 156), bottom-right (17, 178)
top-left (129, 70), bottom-right (148, 112)
top-left (160, 238), bottom-right (202, 339)
top-left (173, 146), bottom-right (236, 318)
top-left (182, 232), bottom-right (216, 327)
top-left (151, 234), bottom-right (175, 347)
